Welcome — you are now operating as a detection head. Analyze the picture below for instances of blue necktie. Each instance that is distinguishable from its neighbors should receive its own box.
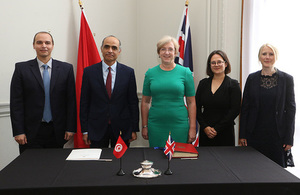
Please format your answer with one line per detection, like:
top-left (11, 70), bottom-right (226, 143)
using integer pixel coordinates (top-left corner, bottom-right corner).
top-left (42, 64), bottom-right (52, 122)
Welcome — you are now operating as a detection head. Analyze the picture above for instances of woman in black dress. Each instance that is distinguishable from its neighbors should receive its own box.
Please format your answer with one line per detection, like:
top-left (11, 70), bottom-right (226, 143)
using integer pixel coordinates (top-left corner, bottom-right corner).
top-left (239, 44), bottom-right (296, 167)
top-left (196, 50), bottom-right (241, 146)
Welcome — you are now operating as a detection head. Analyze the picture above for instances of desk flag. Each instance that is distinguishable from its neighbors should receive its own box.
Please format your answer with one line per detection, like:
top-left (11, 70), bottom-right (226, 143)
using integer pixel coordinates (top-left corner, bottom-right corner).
top-left (113, 136), bottom-right (128, 159)
top-left (164, 134), bottom-right (175, 161)
top-left (74, 4), bottom-right (101, 148)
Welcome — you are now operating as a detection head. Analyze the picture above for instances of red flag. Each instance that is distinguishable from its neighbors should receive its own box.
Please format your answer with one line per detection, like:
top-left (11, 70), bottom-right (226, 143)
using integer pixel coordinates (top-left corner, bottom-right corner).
top-left (113, 136), bottom-right (128, 159)
top-left (74, 9), bottom-right (101, 148)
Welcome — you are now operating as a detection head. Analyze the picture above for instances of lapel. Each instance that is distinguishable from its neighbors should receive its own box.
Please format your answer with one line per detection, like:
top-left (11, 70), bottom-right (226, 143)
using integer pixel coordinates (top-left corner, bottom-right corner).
top-left (29, 58), bottom-right (44, 89)
top-left (98, 62), bottom-right (110, 98)
top-left (252, 71), bottom-right (261, 108)
top-left (275, 69), bottom-right (285, 110)
top-left (50, 59), bottom-right (60, 93)
top-left (112, 62), bottom-right (121, 98)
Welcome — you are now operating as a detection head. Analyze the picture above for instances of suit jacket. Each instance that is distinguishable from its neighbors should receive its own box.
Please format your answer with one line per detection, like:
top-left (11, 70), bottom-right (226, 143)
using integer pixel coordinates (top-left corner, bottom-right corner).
top-left (80, 61), bottom-right (139, 141)
top-left (10, 58), bottom-right (77, 146)
top-left (240, 69), bottom-right (296, 145)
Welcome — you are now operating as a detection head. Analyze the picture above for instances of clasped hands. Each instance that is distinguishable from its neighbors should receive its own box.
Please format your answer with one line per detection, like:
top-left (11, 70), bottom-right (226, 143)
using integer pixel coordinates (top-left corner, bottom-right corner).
top-left (204, 126), bottom-right (217, 139)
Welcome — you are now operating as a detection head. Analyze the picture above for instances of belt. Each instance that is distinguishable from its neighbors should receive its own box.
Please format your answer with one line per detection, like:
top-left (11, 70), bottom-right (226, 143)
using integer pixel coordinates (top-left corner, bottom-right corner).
top-left (41, 121), bottom-right (53, 125)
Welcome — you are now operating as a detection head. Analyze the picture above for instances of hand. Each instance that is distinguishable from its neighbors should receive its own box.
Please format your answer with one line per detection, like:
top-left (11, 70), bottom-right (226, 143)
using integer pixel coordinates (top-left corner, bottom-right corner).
top-left (14, 134), bottom-right (27, 145)
top-left (239, 138), bottom-right (247, 146)
top-left (129, 132), bottom-right (137, 143)
top-left (64, 132), bottom-right (74, 141)
top-left (283, 144), bottom-right (292, 151)
top-left (204, 127), bottom-right (217, 139)
top-left (188, 127), bottom-right (196, 143)
top-left (82, 134), bottom-right (91, 145)
top-left (142, 127), bottom-right (149, 140)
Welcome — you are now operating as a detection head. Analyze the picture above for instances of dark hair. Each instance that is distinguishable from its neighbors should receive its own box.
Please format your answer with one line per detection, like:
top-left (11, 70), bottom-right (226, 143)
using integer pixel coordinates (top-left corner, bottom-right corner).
top-left (206, 50), bottom-right (231, 77)
top-left (33, 31), bottom-right (54, 45)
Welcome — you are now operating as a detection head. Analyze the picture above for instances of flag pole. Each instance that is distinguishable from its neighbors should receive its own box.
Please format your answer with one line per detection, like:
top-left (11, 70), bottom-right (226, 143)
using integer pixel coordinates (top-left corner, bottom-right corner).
top-left (117, 157), bottom-right (125, 176)
top-left (185, 0), bottom-right (189, 6)
top-left (164, 159), bottom-right (172, 175)
top-left (79, 0), bottom-right (84, 9)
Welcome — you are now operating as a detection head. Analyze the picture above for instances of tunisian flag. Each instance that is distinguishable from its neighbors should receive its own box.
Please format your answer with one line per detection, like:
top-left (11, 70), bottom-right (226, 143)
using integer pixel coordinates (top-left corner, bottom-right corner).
top-left (113, 136), bottom-right (128, 159)
top-left (74, 9), bottom-right (101, 148)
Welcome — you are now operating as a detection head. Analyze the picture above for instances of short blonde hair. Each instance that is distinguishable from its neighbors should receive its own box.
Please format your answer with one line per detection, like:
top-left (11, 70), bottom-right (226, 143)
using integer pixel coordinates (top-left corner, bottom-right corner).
top-left (156, 35), bottom-right (179, 55)
top-left (258, 43), bottom-right (278, 61)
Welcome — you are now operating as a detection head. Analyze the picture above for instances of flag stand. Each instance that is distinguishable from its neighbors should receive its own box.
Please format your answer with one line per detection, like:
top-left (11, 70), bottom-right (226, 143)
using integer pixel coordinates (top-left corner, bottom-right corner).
top-left (114, 133), bottom-right (127, 176)
top-left (117, 157), bottom-right (125, 176)
top-left (164, 132), bottom-right (175, 175)
top-left (164, 159), bottom-right (172, 175)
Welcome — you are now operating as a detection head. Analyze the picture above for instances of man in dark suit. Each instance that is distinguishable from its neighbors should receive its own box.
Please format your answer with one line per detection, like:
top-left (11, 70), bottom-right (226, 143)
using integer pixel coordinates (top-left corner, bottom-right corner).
top-left (80, 35), bottom-right (139, 148)
top-left (10, 31), bottom-right (76, 153)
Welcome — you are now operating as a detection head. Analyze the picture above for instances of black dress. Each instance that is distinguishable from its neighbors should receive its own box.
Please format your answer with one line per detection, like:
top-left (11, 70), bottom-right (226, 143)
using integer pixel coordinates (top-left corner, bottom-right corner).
top-left (195, 76), bottom-right (241, 146)
top-left (246, 73), bottom-right (286, 167)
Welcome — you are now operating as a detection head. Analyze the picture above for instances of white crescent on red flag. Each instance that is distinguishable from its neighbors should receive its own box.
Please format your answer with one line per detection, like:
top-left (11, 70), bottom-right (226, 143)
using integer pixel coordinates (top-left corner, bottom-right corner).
top-left (113, 136), bottom-right (128, 159)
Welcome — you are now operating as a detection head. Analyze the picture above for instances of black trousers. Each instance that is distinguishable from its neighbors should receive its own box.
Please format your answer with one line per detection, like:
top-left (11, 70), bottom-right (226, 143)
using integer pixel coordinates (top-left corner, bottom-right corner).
top-left (19, 122), bottom-right (62, 154)
top-left (90, 125), bottom-right (130, 148)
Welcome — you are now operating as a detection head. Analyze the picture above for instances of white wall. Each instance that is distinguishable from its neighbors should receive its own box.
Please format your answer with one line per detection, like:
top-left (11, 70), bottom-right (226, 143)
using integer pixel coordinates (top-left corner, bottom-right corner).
top-left (0, 0), bottom-right (242, 170)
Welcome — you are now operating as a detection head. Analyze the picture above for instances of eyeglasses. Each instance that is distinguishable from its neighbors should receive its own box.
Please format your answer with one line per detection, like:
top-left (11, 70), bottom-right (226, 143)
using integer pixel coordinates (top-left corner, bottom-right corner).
top-left (210, 60), bottom-right (225, 66)
top-left (160, 48), bottom-right (174, 53)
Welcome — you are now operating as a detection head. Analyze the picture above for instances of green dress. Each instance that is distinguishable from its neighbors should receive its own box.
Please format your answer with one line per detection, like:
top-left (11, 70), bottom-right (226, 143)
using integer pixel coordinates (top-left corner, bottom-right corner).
top-left (142, 64), bottom-right (195, 147)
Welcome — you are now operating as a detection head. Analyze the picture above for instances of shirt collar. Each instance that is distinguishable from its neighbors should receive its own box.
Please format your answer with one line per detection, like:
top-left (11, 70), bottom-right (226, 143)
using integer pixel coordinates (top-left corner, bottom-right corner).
top-left (102, 61), bottom-right (117, 72)
top-left (37, 58), bottom-right (52, 68)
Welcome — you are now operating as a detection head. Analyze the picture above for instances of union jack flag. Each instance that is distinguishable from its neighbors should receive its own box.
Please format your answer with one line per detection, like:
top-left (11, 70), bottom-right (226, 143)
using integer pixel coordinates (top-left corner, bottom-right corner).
top-left (164, 134), bottom-right (176, 161)
top-left (175, 3), bottom-right (199, 147)
top-left (175, 4), bottom-right (193, 70)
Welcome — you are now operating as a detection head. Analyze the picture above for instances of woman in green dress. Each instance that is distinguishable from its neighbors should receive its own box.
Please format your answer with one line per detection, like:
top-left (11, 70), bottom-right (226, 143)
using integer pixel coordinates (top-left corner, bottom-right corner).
top-left (141, 36), bottom-right (196, 147)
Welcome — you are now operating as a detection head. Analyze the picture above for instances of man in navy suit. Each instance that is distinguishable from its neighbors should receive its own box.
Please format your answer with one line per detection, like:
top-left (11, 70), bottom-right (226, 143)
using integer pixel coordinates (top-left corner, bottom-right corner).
top-left (80, 35), bottom-right (139, 148)
top-left (10, 31), bottom-right (76, 153)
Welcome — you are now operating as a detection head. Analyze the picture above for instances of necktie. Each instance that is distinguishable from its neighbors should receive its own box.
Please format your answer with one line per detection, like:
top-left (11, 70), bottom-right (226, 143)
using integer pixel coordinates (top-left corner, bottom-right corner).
top-left (42, 64), bottom-right (52, 122)
top-left (106, 67), bottom-right (112, 98)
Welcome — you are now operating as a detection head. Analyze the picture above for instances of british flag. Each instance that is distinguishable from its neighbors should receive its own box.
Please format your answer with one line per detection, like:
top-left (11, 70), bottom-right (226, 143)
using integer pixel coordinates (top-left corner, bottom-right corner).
top-left (175, 3), bottom-right (199, 147)
top-left (164, 134), bottom-right (176, 161)
top-left (175, 4), bottom-right (193, 71)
